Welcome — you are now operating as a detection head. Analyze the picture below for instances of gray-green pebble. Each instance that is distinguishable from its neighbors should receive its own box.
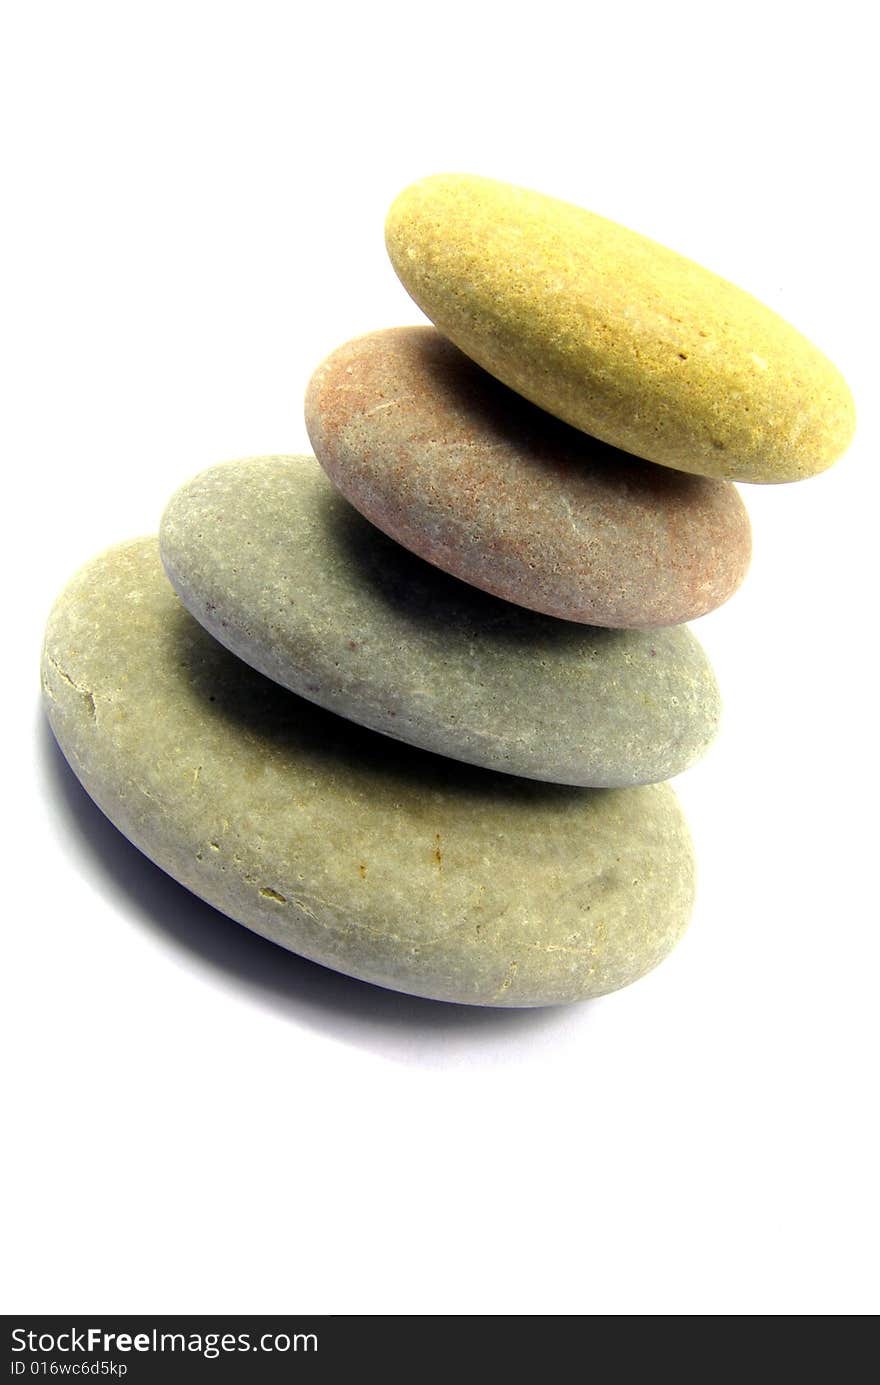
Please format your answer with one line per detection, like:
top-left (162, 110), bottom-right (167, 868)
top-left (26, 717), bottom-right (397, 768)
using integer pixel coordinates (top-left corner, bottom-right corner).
top-left (41, 538), bottom-right (697, 1007)
top-left (159, 455), bottom-right (721, 787)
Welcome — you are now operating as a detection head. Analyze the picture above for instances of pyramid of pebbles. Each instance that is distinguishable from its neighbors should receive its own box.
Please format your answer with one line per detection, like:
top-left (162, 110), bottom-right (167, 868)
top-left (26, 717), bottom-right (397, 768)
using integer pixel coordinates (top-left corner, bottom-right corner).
top-left (41, 174), bottom-right (855, 1007)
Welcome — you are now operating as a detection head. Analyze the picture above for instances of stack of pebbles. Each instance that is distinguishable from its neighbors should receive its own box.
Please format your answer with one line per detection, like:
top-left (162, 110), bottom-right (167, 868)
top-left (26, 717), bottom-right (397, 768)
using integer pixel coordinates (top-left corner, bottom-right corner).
top-left (42, 174), bottom-right (854, 1007)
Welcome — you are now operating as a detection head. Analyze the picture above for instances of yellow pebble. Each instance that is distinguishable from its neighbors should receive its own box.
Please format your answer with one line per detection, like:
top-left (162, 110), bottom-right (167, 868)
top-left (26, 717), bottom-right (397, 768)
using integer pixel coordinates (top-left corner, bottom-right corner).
top-left (385, 174), bottom-right (855, 483)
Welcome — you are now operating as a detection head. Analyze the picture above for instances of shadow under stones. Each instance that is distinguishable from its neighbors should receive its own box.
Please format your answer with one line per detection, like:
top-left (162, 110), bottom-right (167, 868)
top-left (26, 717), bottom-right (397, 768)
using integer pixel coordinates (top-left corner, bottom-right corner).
top-left (170, 582), bottom-right (596, 807)
top-left (412, 327), bottom-right (712, 506)
top-left (314, 482), bottom-right (647, 664)
top-left (38, 711), bottom-right (569, 1046)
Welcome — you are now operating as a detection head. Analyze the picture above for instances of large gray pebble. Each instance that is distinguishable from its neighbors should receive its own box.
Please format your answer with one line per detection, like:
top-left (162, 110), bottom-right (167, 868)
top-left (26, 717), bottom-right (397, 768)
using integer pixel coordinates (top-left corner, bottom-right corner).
top-left (41, 538), bottom-right (696, 1007)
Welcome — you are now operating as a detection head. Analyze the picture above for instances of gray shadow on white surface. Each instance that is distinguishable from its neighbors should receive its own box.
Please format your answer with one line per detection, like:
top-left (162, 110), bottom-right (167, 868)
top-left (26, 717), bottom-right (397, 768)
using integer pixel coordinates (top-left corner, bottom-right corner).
top-left (38, 714), bottom-right (571, 1060)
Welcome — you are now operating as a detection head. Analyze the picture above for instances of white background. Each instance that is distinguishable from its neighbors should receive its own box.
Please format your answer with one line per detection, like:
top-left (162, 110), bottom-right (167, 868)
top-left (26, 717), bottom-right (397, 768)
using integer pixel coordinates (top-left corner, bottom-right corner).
top-left (2, 1), bottom-right (877, 1316)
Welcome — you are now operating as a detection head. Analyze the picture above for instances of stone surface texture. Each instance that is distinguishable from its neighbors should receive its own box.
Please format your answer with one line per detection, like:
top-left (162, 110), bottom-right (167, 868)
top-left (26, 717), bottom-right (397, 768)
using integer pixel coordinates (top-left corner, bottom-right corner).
top-left (385, 174), bottom-right (855, 484)
top-left (305, 328), bottom-right (752, 625)
top-left (41, 538), bottom-right (696, 1007)
top-left (160, 455), bottom-right (722, 787)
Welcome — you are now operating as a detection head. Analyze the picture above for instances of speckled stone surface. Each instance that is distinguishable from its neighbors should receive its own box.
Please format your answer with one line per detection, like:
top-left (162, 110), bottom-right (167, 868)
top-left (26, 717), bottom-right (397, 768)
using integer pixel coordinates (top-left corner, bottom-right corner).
top-left (41, 538), bottom-right (696, 1006)
top-left (386, 174), bottom-right (855, 484)
top-left (160, 455), bottom-right (721, 787)
top-left (305, 328), bottom-right (752, 625)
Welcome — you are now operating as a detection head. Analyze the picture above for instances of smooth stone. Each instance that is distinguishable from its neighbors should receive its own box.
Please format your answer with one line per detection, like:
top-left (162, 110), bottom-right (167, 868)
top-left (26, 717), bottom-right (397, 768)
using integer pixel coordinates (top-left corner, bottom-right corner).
top-left (305, 327), bottom-right (752, 626)
top-left (385, 173), bottom-right (855, 484)
top-left (160, 455), bottom-right (722, 787)
top-left (41, 539), bottom-right (696, 1007)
